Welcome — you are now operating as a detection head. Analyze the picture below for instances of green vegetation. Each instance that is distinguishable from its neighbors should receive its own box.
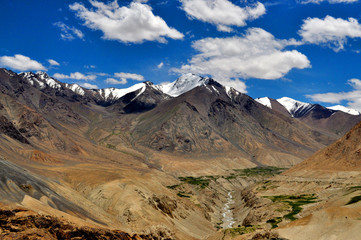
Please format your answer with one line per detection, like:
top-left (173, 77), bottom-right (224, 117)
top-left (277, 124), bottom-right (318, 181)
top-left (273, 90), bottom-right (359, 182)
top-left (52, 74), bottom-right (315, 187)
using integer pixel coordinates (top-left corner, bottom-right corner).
top-left (177, 191), bottom-right (191, 198)
top-left (266, 217), bottom-right (283, 229)
top-left (225, 225), bottom-right (257, 236)
top-left (233, 166), bottom-right (287, 177)
top-left (166, 184), bottom-right (180, 190)
top-left (106, 143), bottom-right (116, 150)
top-left (256, 180), bottom-right (278, 191)
top-left (264, 194), bottom-right (317, 227)
top-left (172, 167), bottom-right (285, 191)
top-left (178, 176), bottom-right (210, 189)
top-left (346, 195), bottom-right (361, 205)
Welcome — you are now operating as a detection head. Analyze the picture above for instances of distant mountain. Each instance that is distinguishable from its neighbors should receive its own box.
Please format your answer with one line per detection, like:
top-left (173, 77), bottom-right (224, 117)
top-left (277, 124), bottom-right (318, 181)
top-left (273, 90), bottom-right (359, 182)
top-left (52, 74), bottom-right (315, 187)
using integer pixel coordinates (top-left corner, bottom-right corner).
top-left (256, 96), bottom-right (361, 137)
top-left (0, 68), bottom-right (356, 168)
top-left (157, 73), bottom-right (209, 97)
top-left (1, 67), bottom-right (360, 239)
top-left (286, 119), bottom-right (361, 173)
top-left (327, 105), bottom-right (360, 116)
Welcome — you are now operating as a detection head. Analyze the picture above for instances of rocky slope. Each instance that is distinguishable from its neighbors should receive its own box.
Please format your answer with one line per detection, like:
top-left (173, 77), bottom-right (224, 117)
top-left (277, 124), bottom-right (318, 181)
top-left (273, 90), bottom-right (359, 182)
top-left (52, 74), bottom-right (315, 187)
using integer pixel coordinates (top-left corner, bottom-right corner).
top-left (286, 119), bottom-right (361, 173)
top-left (256, 96), bottom-right (361, 137)
top-left (0, 67), bottom-right (360, 239)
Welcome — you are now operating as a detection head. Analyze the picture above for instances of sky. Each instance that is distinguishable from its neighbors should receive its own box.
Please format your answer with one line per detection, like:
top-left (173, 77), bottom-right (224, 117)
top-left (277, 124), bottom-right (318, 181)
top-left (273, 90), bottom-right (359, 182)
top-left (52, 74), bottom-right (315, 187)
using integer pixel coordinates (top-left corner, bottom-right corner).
top-left (1, 0), bottom-right (361, 110)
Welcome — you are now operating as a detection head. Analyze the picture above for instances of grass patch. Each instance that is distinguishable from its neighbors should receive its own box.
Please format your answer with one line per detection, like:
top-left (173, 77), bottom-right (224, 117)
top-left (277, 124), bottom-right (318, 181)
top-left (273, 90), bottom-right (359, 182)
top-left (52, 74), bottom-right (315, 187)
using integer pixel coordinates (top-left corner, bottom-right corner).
top-left (266, 217), bottom-right (282, 229)
top-left (178, 176), bottom-right (210, 189)
top-left (166, 184), bottom-right (180, 190)
top-left (233, 166), bottom-right (287, 177)
top-left (346, 195), bottom-right (361, 205)
top-left (106, 143), bottom-right (116, 150)
top-left (225, 225), bottom-right (257, 236)
top-left (177, 191), bottom-right (191, 198)
top-left (263, 194), bottom-right (317, 225)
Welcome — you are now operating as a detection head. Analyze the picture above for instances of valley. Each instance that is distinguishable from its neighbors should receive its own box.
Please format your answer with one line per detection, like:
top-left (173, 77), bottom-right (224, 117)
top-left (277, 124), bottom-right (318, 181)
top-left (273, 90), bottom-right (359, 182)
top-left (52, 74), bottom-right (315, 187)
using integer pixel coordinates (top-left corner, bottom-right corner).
top-left (0, 68), bottom-right (361, 239)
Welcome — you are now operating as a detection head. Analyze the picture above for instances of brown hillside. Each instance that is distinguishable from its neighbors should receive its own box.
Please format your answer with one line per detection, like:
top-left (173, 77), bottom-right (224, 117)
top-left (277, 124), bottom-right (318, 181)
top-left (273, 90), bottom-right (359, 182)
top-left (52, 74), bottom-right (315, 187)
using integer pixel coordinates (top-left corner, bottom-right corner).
top-left (286, 120), bottom-right (361, 173)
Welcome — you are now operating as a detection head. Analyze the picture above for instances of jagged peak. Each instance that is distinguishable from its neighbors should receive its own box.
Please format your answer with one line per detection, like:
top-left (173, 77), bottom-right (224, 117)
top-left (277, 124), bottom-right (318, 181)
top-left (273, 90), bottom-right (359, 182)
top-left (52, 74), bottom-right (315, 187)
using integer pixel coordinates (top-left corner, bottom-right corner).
top-left (277, 97), bottom-right (313, 117)
top-left (255, 97), bottom-right (272, 109)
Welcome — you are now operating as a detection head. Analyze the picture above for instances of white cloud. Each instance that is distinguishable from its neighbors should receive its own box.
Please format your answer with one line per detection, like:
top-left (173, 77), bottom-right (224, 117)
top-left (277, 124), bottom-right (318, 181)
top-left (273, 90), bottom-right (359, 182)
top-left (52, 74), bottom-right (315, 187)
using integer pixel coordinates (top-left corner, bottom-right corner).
top-left (180, 0), bottom-right (265, 31)
top-left (300, 0), bottom-right (358, 4)
top-left (172, 28), bottom-right (310, 92)
top-left (48, 59), bottom-right (60, 66)
top-left (157, 62), bottom-right (164, 69)
top-left (306, 78), bottom-right (361, 111)
top-left (299, 15), bottom-right (361, 51)
top-left (0, 54), bottom-right (47, 71)
top-left (104, 72), bottom-right (144, 85)
top-left (53, 72), bottom-right (96, 81)
top-left (80, 82), bottom-right (99, 89)
top-left (70, 0), bottom-right (183, 43)
top-left (114, 72), bottom-right (144, 81)
top-left (105, 77), bottom-right (127, 84)
top-left (54, 22), bottom-right (84, 41)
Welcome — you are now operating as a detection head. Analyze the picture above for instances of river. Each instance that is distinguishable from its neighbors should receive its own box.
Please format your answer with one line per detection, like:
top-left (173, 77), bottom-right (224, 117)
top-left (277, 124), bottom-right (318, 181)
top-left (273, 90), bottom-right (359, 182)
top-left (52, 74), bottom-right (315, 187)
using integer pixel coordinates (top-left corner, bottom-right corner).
top-left (221, 191), bottom-right (235, 229)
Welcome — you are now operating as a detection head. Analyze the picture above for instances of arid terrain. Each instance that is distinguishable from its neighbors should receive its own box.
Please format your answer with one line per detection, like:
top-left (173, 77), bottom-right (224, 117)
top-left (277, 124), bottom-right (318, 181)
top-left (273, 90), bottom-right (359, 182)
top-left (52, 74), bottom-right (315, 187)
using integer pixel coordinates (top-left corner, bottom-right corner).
top-left (0, 69), bottom-right (361, 239)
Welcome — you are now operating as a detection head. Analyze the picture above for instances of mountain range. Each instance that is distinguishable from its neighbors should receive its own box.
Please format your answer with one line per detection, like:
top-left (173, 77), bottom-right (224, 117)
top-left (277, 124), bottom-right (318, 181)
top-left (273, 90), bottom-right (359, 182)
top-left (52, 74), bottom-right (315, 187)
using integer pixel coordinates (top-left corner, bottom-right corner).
top-left (1, 68), bottom-right (361, 239)
top-left (1, 68), bottom-right (360, 168)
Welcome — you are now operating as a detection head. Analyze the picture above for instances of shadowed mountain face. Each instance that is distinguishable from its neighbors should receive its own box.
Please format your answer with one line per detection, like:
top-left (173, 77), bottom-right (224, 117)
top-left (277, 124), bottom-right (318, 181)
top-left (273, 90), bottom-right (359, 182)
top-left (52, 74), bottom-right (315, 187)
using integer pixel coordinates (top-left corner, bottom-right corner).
top-left (256, 97), bottom-right (361, 138)
top-left (1, 68), bottom-right (361, 239)
top-left (129, 82), bottom-right (333, 166)
top-left (0, 68), bottom-right (354, 167)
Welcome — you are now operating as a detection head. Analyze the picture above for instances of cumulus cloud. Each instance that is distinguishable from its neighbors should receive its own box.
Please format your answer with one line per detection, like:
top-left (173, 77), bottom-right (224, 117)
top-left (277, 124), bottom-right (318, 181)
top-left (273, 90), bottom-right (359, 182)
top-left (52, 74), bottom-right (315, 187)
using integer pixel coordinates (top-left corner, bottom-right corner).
top-left (180, 0), bottom-right (265, 31)
top-left (300, 0), bottom-right (358, 4)
top-left (306, 78), bottom-right (361, 111)
top-left (0, 54), bottom-right (46, 71)
top-left (105, 77), bottom-right (127, 84)
top-left (157, 62), bottom-right (164, 69)
top-left (54, 22), bottom-right (84, 41)
top-left (48, 59), bottom-right (60, 66)
top-left (104, 72), bottom-right (144, 85)
top-left (80, 82), bottom-right (99, 89)
top-left (172, 28), bottom-right (310, 92)
top-left (114, 72), bottom-right (144, 81)
top-left (53, 72), bottom-right (96, 81)
top-left (299, 15), bottom-right (361, 51)
top-left (70, 0), bottom-right (183, 43)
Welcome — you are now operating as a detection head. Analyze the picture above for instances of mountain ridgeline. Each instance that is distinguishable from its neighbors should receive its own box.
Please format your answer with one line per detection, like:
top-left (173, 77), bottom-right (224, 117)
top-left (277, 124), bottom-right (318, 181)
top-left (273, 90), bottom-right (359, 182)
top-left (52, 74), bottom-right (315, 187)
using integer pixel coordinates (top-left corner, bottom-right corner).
top-left (0, 68), bottom-right (360, 168)
top-left (1, 68), bottom-right (361, 239)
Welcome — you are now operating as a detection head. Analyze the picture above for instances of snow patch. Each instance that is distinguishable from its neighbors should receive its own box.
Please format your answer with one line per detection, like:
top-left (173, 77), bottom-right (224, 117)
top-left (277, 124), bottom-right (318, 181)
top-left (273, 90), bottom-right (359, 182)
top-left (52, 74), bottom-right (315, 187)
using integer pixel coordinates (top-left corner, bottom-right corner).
top-left (255, 97), bottom-right (272, 109)
top-left (328, 105), bottom-right (360, 116)
top-left (211, 85), bottom-right (220, 95)
top-left (65, 83), bottom-right (85, 96)
top-left (37, 72), bottom-right (61, 89)
top-left (277, 97), bottom-right (312, 117)
top-left (157, 73), bottom-right (208, 97)
top-left (98, 83), bottom-right (146, 101)
top-left (21, 72), bottom-right (45, 89)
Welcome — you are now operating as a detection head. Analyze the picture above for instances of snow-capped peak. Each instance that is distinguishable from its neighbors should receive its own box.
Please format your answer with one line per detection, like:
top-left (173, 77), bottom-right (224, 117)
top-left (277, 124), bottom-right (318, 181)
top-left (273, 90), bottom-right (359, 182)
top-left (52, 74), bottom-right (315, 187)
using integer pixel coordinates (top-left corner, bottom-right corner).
top-left (20, 71), bottom-right (62, 90)
top-left (157, 73), bottom-right (209, 97)
top-left (20, 72), bottom-right (46, 89)
top-left (255, 97), bottom-right (272, 109)
top-left (277, 97), bottom-right (313, 117)
top-left (327, 105), bottom-right (360, 116)
top-left (97, 82), bottom-right (147, 102)
top-left (65, 83), bottom-right (85, 96)
top-left (37, 72), bottom-right (61, 90)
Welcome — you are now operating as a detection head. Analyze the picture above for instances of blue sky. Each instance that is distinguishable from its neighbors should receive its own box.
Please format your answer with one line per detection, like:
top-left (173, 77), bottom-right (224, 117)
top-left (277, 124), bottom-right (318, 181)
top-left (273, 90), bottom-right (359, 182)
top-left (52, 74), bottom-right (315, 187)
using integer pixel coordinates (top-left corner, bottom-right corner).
top-left (1, 0), bottom-right (361, 109)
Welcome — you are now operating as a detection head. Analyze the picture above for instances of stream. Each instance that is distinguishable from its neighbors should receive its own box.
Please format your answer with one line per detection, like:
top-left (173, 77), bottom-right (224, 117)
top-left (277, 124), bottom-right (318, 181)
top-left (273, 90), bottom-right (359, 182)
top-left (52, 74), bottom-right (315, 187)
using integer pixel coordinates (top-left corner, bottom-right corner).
top-left (221, 191), bottom-right (235, 229)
